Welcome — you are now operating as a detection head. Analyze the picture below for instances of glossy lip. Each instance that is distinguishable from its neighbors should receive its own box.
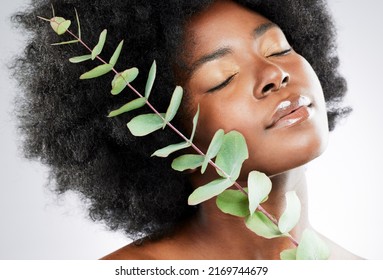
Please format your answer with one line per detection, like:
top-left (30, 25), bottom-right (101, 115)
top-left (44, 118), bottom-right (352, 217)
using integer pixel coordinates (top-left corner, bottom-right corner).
top-left (266, 95), bottom-right (312, 129)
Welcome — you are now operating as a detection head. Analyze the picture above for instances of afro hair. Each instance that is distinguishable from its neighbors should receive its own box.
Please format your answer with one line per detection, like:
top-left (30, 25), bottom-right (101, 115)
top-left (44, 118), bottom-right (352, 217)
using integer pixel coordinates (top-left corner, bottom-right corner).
top-left (10, 0), bottom-right (350, 240)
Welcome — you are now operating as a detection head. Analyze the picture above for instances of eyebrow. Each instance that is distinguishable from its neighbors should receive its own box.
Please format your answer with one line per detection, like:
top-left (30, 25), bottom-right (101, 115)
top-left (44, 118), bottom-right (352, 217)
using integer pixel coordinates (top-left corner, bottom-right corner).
top-left (188, 22), bottom-right (278, 76)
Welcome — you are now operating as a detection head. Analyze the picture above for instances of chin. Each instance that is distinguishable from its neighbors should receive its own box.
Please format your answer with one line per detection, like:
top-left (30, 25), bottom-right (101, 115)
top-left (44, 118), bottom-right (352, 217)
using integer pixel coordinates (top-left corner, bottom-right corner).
top-left (243, 124), bottom-right (329, 178)
top-left (269, 130), bottom-right (328, 176)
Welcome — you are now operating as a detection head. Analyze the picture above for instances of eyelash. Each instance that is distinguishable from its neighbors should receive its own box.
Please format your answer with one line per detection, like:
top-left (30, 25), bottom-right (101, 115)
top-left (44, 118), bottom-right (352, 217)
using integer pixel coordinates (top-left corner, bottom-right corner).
top-left (207, 73), bottom-right (238, 93)
top-left (268, 47), bottom-right (292, 57)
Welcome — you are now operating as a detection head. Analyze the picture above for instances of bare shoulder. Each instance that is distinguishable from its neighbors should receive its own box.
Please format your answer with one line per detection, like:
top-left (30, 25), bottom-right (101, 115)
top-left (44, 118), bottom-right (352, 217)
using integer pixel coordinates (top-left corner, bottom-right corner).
top-left (99, 236), bottom-right (189, 260)
top-left (318, 232), bottom-right (364, 260)
top-left (100, 240), bottom-right (156, 260)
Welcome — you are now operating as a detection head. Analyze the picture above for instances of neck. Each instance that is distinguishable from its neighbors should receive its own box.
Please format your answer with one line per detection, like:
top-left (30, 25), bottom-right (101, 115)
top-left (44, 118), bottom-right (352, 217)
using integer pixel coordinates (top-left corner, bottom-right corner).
top-left (184, 165), bottom-right (311, 259)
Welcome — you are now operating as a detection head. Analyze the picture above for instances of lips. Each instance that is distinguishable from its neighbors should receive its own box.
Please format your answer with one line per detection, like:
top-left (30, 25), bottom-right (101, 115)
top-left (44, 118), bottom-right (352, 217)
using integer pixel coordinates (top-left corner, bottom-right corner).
top-left (266, 95), bottom-right (312, 129)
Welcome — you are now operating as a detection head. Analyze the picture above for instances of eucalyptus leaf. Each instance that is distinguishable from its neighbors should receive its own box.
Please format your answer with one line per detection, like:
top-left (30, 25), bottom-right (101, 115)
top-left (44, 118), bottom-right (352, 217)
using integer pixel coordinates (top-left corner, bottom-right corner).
top-left (109, 40), bottom-right (124, 67)
top-left (151, 141), bottom-right (191, 158)
top-left (190, 105), bottom-right (200, 141)
top-left (51, 39), bottom-right (79, 46)
top-left (108, 97), bottom-right (146, 117)
top-left (296, 229), bottom-right (330, 260)
top-left (278, 191), bottom-right (301, 234)
top-left (215, 131), bottom-right (249, 181)
top-left (74, 8), bottom-right (81, 39)
top-left (91, 29), bottom-right (107, 60)
top-left (216, 189), bottom-right (249, 217)
top-left (145, 60), bottom-right (156, 99)
top-left (248, 171), bottom-right (272, 215)
top-left (245, 211), bottom-right (283, 239)
top-left (280, 248), bottom-right (297, 260)
top-left (69, 54), bottom-right (92, 63)
top-left (171, 154), bottom-right (204, 172)
top-left (163, 86), bottom-right (183, 128)
top-left (50, 17), bottom-right (71, 35)
top-left (57, 20), bottom-right (71, 35)
top-left (80, 63), bottom-right (113, 79)
top-left (111, 68), bottom-right (139, 95)
top-left (127, 113), bottom-right (165, 137)
top-left (201, 129), bottom-right (224, 174)
top-left (188, 178), bottom-right (233, 205)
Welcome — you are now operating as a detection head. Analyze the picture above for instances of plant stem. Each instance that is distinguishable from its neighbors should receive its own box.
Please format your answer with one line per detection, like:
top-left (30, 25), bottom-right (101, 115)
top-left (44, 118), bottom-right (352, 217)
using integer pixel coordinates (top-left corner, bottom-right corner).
top-left (62, 23), bottom-right (299, 248)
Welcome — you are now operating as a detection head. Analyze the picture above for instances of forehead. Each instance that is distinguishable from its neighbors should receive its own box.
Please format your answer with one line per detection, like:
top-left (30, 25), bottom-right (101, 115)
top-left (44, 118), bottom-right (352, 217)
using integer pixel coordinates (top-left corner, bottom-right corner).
top-left (182, 1), bottom-right (272, 60)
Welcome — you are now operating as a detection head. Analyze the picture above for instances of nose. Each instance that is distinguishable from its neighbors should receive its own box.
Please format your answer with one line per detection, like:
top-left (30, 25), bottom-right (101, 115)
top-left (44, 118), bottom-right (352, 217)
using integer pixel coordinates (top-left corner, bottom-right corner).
top-left (253, 61), bottom-right (290, 99)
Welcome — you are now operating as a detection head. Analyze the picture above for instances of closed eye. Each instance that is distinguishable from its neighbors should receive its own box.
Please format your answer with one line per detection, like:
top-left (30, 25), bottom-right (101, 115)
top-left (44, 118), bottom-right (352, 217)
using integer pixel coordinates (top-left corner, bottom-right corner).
top-left (206, 73), bottom-right (238, 93)
top-left (267, 48), bottom-right (292, 58)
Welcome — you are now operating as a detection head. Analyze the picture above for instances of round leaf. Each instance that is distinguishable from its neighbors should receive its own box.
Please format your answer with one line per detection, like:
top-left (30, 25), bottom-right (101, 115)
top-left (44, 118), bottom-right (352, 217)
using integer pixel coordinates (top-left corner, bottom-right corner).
top-left (189, 105), bottom-right (200, 141)
top-left (171, 154), bottom-right (204, 172)
top-left (109, 40), bottom-right (124, 67)
top-left (91, 29), bottom-right (107, 60)
top-left (278, 191), bottom-right (301, 234)
top-left (248, 171), bottom-right (272, 215)
top-left (50, 17), bottom-right (71, 35)
top-left (69, 54), bottom-right (92, 63)
top-left (216, 189), bottom-right (249, 217)
top-left (80, 64), bottom-right (113, 79)
top-left (215, 131), bottom-right (249, 181)
top-left (111, 68), bottom-right (139, 95)
top-left (188, 178), bottom-right (232, 205)
top-left (163, 86), bottom-right (183, 127)
top-left (145, 60), bottom-right (156, 99)
top-left (245, 211), bottom-right (283, 239)
top-left (280, 248), bottom-right (297, 260)
top-left (296, 229), bottom-right (330, 260)
top-left (201, 129), bottom-right (224, 174)
top-left (108, 97), bottom-right (146, 117)
top-left (151, 141), bottom-right (191, 158)
top-left (127, 113), bottom-right (164, 137)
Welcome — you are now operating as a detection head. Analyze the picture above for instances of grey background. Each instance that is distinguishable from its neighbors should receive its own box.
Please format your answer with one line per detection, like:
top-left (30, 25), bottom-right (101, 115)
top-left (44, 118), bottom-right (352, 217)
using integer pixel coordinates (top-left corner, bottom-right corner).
top-left (1, 0), bottom-right (382, 259)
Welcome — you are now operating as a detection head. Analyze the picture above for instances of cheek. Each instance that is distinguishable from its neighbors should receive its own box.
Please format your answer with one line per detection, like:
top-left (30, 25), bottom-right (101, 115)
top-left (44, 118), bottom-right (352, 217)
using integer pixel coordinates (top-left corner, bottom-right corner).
top-left (192, 94), bottom-right (265, 151)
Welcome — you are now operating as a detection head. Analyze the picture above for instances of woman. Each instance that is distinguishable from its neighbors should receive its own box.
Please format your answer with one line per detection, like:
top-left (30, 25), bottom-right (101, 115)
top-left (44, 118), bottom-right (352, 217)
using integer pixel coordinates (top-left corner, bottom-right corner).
top-left (11, 0), bottom-right (359, 259)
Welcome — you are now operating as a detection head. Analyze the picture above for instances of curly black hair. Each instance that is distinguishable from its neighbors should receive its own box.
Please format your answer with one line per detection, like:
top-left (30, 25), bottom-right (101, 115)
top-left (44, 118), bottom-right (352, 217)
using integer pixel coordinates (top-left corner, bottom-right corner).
top-left (10, 0), bottom-right (350, 240)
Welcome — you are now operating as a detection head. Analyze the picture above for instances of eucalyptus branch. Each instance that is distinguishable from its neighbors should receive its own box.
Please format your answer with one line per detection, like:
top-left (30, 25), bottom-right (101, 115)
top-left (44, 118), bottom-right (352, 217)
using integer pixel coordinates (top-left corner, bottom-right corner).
top-left (39, 12), bottom-right (330, 259)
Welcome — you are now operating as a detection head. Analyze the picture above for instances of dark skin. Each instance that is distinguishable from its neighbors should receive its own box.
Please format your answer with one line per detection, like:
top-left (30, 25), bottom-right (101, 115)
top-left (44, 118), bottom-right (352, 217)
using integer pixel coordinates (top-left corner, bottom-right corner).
top-left (102, 0), bottom-right (361, 260)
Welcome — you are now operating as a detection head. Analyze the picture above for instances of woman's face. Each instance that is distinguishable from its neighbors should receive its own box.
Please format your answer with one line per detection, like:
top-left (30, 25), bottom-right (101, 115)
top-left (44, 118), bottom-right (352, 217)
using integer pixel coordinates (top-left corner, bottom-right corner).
top-left (180, 0), bottom-right (329, 177)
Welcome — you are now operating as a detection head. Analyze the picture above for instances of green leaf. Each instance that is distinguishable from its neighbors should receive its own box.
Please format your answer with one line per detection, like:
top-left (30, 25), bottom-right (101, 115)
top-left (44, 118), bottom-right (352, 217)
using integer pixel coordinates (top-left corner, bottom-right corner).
top-left (51, 39), bottom-right (79, 46)
top-left (145, 60), bottom-right (156, 99)
top-left (188, 178), bottom-right (232, 205)
top-left (171, 154), bottom-right (204, 172)
top-left (163, 86), bottom-right (183, 128)
top-left (74, 8), bottom-right (81, 39)
top-left (296, 229), bottom-right (330, 260)
top-left (245, 211), bottom-right (283, 239)
top-left (215, 131), bottom-right (249, 181)
top-left (201, 129), bottom-right (224, 174)
top-left (280, 248), bottom-right (297, 260)
top-left (111, 68), bottom-right (139, 95)
top-left (109, 40), bottom-right (124, 67)
top-left (278, 191), bottom-right (301, 234)
top-left (108, 97), bottom-right (146, 118)
top-left (151, 141), bottom-right (191, 158)
top-left (91, 29), bottom-right (107, 60)
top-left (248, 171), bottom-right (272, 215)
top-left (50, 17), bottom-right (71, 35)
top-left (80, 63), bottom-right (113, 79)
top-left (69, 54), bottom-right (92, 63)
top-left (190, 105), bottom-right (200, 141)
top-left (216, 189), bottom-right (249, 217)
top-left (127, 113), bottom-right (165, 137)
